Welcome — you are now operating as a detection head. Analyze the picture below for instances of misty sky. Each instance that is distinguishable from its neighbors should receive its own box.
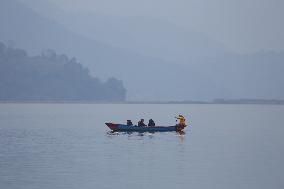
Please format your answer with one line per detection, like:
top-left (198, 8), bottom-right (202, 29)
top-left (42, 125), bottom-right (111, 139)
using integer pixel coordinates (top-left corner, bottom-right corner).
top-left (37, 0), bottom-right (284, 54)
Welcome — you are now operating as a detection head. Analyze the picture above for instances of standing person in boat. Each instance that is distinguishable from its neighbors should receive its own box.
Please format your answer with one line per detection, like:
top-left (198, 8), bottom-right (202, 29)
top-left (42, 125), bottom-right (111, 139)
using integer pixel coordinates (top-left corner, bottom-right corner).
top-left (138, 119), bottom-right (146, 127)
top-left (148, 119), bottom-right (155, 127)
top-left (175, 115), bottom-right (186, 126)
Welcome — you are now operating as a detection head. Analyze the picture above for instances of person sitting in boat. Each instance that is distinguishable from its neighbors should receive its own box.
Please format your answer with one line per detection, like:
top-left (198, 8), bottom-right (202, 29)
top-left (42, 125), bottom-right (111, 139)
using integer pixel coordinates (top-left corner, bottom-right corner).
top-left (175, 115), bottom-right (186, 126)
top-left (148, 119), bottom-right (155, 127)
top-left (127, 120), bottom-right (133, 126)
top-left (138, 119), bottom-right (146, 127)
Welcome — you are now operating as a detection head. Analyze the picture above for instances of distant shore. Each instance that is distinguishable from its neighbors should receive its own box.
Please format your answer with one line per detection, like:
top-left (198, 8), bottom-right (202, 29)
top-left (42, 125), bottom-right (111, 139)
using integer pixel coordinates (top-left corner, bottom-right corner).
top-left (0, 99), bottom-right (284, 105)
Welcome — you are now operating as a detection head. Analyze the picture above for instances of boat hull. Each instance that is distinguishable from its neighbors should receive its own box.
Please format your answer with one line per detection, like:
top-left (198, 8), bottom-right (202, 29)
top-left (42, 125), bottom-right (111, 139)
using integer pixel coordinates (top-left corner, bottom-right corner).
top-left (105, 123), bottom-right (185, 132)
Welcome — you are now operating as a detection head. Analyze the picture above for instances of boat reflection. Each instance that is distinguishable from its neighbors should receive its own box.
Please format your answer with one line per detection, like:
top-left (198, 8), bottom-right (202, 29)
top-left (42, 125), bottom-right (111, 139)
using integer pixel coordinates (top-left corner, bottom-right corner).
top-left (106, 130), bottom-right (186, 141)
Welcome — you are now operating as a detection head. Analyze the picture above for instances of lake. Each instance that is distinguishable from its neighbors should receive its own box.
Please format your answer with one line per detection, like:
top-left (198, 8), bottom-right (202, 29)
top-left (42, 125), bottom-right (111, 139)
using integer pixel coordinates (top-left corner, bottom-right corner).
top-left (0, 104), bottom-right (283, 189)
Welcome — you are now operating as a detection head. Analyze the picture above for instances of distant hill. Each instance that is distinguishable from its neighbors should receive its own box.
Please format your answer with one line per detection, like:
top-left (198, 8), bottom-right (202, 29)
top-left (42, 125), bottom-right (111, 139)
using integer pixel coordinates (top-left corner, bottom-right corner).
top-left (54, 13), bottom-right (228, 63)
top-left (0, 0), bottom-right (189, 100)
top-left (54, 11), bottom-right (284, 100)
top-left (0, 42), bottom-right (126, 101)
top-left (1, 0), bottom-right (284, 101)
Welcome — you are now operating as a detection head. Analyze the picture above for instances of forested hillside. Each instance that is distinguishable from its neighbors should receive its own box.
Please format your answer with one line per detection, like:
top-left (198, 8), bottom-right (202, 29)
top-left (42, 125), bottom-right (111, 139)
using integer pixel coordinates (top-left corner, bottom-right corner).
top-left (0, 42), bottom-right (126, 101)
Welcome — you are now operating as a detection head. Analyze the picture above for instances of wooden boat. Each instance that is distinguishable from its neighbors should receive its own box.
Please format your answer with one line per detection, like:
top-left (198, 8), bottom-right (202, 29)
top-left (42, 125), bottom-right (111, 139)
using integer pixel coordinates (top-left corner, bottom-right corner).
top-left (105, 123), bottom-right (186, 132)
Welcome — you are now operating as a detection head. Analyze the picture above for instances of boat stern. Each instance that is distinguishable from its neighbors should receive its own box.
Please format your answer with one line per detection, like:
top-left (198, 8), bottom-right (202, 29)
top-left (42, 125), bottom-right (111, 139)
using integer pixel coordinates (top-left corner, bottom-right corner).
top-left (176, 124), bottom-right (187, 132)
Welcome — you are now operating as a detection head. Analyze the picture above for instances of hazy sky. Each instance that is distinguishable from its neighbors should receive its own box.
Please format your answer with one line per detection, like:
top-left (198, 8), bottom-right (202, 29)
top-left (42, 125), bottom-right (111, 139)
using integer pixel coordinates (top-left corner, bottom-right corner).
top-left (38, 0), bottom-right (284, 54)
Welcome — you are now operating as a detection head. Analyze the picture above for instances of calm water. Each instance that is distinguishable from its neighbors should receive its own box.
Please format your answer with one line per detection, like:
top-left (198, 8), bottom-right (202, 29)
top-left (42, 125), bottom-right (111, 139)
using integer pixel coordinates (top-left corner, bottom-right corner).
top-left (0, 104), bottom-right (284, 189)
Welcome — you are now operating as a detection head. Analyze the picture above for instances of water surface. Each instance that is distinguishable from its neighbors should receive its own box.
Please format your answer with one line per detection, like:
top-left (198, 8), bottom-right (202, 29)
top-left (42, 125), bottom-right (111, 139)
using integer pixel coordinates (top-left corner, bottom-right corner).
top-left (0, 104), bottom-right (283, 189)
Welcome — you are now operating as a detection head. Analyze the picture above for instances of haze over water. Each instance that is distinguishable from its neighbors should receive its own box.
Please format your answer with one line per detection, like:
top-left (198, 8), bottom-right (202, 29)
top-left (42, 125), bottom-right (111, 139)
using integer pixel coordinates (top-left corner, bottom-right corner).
top-left (0, 104), bottom-right (283, 189)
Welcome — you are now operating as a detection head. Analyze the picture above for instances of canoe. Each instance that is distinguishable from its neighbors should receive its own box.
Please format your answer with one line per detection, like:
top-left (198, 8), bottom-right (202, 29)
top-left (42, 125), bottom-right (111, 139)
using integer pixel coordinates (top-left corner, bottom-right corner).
top-left (105, 123), bottom-right (186, 132)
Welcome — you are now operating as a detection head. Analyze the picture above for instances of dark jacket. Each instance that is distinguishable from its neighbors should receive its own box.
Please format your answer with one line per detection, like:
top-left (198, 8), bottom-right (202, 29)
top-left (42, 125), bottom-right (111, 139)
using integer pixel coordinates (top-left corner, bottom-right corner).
top-left (148, 119), bottom-right (155, 127)
top-left (127, 120), bottom-right (133, 126)
top-left (138, 120), bottom-right (146, 127)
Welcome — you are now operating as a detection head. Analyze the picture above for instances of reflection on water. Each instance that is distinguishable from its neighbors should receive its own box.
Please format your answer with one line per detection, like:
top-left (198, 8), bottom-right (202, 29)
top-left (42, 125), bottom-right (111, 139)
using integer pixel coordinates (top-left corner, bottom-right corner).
top-left (106, 130), bottom-right (187, 142)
